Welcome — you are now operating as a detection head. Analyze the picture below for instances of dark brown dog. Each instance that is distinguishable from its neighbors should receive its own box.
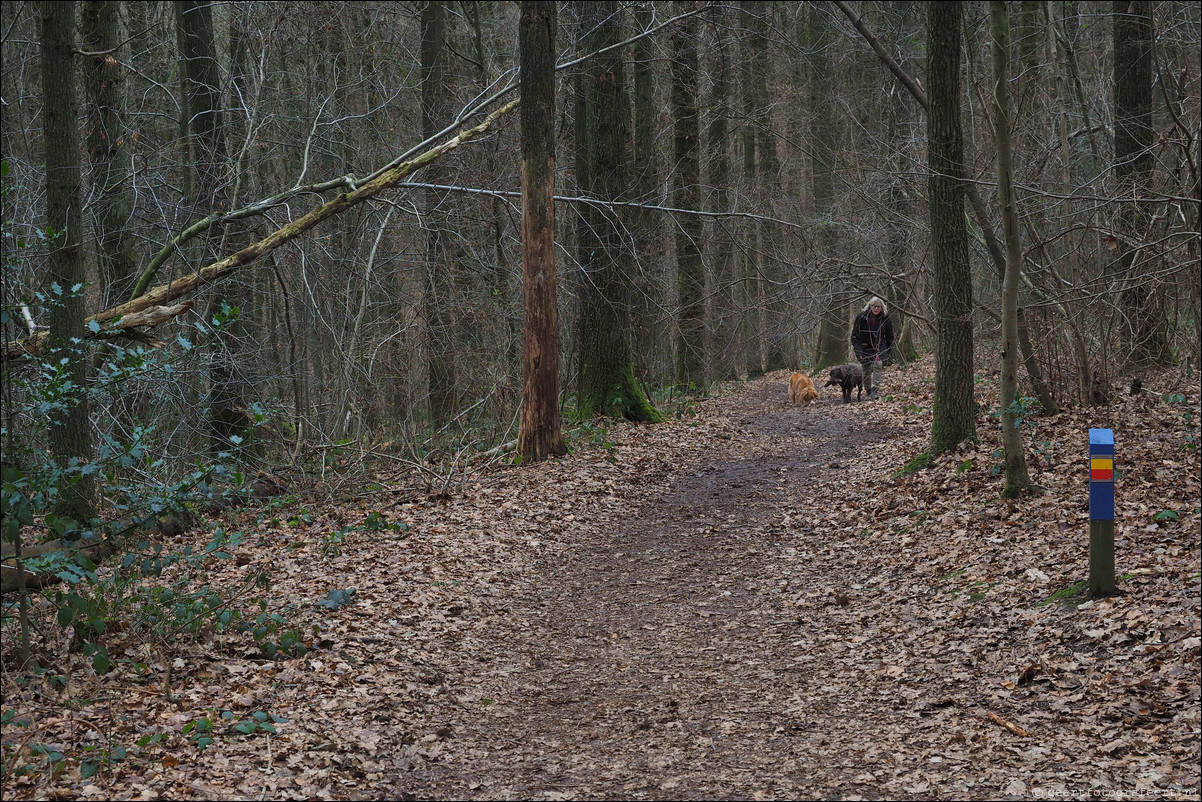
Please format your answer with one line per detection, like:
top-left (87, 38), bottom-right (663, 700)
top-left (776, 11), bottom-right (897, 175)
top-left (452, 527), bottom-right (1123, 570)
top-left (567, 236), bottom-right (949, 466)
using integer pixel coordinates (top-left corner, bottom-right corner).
top-left (825, 362), bottom-right (863, 403)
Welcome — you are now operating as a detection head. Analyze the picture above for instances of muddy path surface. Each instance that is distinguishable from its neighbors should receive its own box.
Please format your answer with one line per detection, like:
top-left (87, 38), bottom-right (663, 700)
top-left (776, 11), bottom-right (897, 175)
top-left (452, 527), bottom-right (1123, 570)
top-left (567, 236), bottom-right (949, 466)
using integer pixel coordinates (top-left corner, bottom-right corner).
top-left (402, 378), bottom-right (910, 800)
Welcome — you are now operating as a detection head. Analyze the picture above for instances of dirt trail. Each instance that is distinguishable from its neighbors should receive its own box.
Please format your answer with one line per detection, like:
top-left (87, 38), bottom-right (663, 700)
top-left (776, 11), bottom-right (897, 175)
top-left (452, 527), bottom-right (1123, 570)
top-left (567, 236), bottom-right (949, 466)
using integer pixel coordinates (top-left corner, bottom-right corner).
top-left (403, 379), bottom-right (907, 800)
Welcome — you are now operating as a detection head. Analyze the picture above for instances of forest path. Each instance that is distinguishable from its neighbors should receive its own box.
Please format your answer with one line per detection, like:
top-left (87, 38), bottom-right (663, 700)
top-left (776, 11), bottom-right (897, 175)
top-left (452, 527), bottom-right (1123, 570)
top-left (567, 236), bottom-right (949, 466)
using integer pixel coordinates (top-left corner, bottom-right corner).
top-left (401, 375), bottom-right (915, 800)
top-left (5, 363), bottom-right (1196, 802)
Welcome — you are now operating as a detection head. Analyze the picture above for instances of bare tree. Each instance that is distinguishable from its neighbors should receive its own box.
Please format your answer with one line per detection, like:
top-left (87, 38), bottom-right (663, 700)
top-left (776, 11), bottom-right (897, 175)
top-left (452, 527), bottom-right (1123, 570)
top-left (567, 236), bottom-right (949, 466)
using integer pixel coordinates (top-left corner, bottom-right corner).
top-left (990, 0), bottom-right (1036, 497)
top-left (421, 0), bottom-right (455, 425)
top-left (1113, 0), bottom-right (1171, 366)
top-left (81, 0), bottom-right (137, 306)
top-left (672, 1), bottom-right (704, 390)
top-left (809, 4), bottom-right (847, 371)
top-left (704, 1), bottom-right (739, 382)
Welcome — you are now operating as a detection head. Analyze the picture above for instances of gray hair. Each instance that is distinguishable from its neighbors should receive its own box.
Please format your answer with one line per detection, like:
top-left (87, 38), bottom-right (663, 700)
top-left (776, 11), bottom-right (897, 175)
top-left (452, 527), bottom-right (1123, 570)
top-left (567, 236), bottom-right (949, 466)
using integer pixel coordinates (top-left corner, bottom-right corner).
top-left (863, 296), bottom-right (888, 314)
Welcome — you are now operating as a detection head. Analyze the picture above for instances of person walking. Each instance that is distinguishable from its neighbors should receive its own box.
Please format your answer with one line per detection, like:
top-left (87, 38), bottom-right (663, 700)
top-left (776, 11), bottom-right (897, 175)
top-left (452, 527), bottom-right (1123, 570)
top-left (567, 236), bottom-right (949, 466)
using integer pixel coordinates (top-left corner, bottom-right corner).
top-left (851, 297), bottom-right (895, 400)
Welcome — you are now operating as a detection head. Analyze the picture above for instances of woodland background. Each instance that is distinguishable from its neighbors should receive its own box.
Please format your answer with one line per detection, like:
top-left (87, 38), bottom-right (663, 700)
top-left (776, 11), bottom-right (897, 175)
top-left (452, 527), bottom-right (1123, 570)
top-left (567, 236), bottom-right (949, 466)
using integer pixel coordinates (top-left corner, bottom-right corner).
top-left (0, 0), bottom-right (1200, 796)
top-left (3, 1), bottom-right (1197, 464)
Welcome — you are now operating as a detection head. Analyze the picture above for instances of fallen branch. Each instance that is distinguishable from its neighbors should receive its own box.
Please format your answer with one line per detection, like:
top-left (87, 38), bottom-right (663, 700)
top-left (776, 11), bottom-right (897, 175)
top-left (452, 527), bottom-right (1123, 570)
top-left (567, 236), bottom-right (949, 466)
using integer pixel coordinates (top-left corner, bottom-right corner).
top-left (3, 100), bottom-right (520, 362)
top-left (1, 537), bottom-right (117, 595)
top-left (986, 711), bottom-right (1031, 738)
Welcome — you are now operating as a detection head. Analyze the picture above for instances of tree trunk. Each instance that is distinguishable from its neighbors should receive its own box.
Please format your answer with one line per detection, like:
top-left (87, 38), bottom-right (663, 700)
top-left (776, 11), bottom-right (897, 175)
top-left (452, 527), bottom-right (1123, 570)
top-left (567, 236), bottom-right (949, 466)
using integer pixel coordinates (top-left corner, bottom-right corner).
top-left (706, 1), bottom-right (738, 381)
top-left (1113, 0), bottom-right (1171, 366)
top-left (42, 0), bottom-right (95, 524)
top-left (81, 0), bottom-right (137, 305)
top-left (177, 0), bottom-right (248, 457)
top-left (672, 2), bottom-right (704, 390)
top-left (740, 1), bottom-right (764, 379)
top-left (751, 4), bottom-right (786, 374)
top-left (990, 0), bottom-right (1036, 497)
top-left (631, 3), bottom-right (665, 386)
top-left (884, 0), bottom-right (920, 366)
top-left (517, 1), bottom-right (566, 462)
top-left (809, 4), bottom-right (847, 372)
top-left (927, 0), bottom-right (976, 455)
top-left (577, 2), bottom-right (663, 422)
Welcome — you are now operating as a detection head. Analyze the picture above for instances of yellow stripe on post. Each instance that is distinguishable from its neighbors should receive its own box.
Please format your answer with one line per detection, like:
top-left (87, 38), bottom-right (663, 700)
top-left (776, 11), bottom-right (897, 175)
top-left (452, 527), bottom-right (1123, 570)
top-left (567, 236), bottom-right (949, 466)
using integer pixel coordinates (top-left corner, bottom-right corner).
top-left (1089, 429), bottom-right (1115, 597)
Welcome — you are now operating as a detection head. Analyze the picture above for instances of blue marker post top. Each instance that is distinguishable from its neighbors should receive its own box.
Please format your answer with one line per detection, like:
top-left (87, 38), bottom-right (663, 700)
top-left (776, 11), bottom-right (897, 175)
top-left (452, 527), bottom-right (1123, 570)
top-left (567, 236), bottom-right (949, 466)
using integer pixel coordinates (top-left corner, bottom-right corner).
top-left (1089, 428), bottom-right (1115, 521)
top-left (1089, 428), bottom-right (1114, 455)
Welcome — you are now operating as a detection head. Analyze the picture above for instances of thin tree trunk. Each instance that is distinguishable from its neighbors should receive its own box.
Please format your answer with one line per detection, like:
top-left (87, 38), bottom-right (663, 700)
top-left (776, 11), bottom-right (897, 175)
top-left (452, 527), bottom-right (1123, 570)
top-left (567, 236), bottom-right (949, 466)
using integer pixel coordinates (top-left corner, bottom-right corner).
top-left (631, 3), bottom-right (664, 385)
top-left (706, 1), bottom-right (738, 381)
top-left (422, 1), bottom-right (456, 424)
top-left (990, 0), bottom-right (1036, 497)
top-left (178, 0), bottom-right (247, 457)
top-left (672, 2), bottom-right (704, 390)
top-left (809, 4), bottom-right (846, 372)
top-left (740, 0), bottom-right (764, 379)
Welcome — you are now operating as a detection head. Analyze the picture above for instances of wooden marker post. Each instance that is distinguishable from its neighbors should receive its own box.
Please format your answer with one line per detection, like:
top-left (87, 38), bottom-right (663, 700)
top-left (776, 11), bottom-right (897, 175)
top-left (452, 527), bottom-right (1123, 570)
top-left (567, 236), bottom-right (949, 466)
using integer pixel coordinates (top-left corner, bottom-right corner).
top-left (1089, 428), bottom-right (1115, 597)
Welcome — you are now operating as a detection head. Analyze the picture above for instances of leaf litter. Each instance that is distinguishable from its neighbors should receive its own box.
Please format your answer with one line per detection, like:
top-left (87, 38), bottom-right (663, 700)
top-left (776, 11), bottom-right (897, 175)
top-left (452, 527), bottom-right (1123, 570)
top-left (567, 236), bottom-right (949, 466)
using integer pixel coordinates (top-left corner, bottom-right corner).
top-left (2, 355), bottom-right (1199, 800)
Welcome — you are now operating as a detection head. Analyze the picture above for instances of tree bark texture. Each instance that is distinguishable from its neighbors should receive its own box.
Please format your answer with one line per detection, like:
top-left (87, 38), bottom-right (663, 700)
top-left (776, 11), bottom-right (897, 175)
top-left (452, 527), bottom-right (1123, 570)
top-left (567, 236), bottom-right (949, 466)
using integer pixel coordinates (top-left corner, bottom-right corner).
top-left (739, 0), bottom-right (764, 379)
top-left (42, 0), bottom-right (96, 523)
top-left (518, 1), bottom-right (566, 462)
top-left (705, 2), bottom-right (739, 381)
top-left (81, 0), bottom-right (138, 305)
top-left (632, 3), bottom-right (665, 384)
top-left (751, 4), bottom-right (787, 374)
top-left (177, 0), bottom-right (248, 457)
top-left (672, 2), bottom-right (704, 390)
top-left (1113, 0), bottom-right (1170, 366)
top-left (809, 4), bottom-right (847, 372)
top-left (577, 2), bottom-right (663, 423)
top-left (927, 0), bottom-right (976, 454)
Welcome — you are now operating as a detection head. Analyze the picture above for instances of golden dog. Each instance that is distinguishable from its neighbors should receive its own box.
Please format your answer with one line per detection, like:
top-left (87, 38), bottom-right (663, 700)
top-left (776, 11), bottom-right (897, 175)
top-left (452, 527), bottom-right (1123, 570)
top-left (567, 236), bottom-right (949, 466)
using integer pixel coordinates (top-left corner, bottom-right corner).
top-left (788, 372), bottom-right (819, 405)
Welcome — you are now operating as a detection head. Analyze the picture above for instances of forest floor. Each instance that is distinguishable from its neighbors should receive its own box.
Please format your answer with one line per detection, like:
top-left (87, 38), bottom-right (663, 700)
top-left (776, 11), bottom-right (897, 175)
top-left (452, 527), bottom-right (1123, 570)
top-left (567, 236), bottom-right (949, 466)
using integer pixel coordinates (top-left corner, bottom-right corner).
top-left (2, 354), bottom-right (1200, 801)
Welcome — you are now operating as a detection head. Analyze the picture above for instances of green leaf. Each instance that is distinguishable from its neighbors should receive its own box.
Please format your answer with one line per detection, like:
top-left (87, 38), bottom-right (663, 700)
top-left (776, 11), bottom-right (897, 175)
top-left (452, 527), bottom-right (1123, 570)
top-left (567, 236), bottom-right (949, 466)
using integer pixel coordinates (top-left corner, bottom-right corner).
top-left (57, 605), bottom-right (76, 628)
top-left (89, 644), bottom-right (111, 674)
top-left (81, 760), bottom-right (100, 779)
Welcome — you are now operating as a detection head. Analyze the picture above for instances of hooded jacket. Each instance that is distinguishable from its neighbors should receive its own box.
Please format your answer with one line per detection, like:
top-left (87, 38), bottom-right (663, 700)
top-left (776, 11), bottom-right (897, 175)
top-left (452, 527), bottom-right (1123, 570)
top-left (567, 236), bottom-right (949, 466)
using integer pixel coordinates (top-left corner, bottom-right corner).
top-left (851, 303), bottom-right (895, 365)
